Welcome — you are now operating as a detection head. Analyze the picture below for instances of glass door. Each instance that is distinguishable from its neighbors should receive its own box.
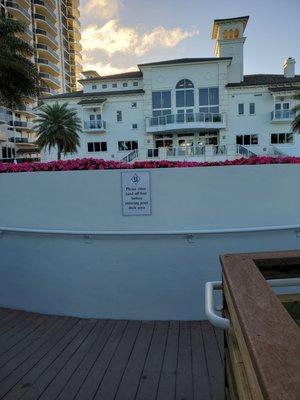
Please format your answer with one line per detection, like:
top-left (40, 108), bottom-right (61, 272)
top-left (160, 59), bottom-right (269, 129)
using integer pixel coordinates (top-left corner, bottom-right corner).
top-left (275, 102), bottom-right (290, 119)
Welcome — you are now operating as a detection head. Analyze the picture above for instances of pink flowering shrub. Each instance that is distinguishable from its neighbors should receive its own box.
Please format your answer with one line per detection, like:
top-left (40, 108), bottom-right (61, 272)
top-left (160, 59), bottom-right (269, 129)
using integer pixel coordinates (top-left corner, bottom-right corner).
top-left (0, 156), bottom-right (300, 173)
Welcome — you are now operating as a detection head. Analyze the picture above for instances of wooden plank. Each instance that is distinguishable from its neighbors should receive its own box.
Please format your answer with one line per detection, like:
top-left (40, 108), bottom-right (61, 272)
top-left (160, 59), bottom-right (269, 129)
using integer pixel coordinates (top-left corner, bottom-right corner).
top-left (0, 317), bottom-right (76, 399)
top-left (226, 328), bottom-right (253, 400)
top-left (55, 320), bottom-right (116, 400)
top-left (0, 313), bottom-right (40, 351)
top-left (156, 321), bottom-right (179, 400)
top-left (175, 321), bottom-right (193, 400)
top-left (213, 327), bottom-right (224, 364)
top-left (73, 320), bottom-right (128, 400)
top-left (37, 320), bottom-right (107, 400)
top-left (114, 321), bottom-right (154, 400)
top-left (223, 279), bottom-right (264, 400)
top-left (0, 315), bottom-right (58, 370)
top-left (135, 321), bottom-right (169, 400)
top-left (190, 321), bottom-right (211, 400)
top-left (201, 321), bottom-right (224, 400)
top-left (93, 320), bottom-right (141, 400)
top-left (12, 319), bottom-right (98, 400)
top-left (221, 252), bottom-right (300, 400)
top-left (224, 349), bottom-right (238, 400)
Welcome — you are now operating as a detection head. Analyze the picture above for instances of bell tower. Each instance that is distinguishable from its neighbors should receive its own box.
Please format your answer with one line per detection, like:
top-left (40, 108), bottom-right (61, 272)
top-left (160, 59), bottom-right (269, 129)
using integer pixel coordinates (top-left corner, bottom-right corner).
top-left (212, 16), bottom-right (249, 83)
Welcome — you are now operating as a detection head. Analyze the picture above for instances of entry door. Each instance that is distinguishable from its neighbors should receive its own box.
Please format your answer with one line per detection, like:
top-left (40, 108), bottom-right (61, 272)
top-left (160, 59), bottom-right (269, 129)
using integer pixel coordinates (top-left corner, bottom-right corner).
top-left (178, 138), bottom-right (194, 155)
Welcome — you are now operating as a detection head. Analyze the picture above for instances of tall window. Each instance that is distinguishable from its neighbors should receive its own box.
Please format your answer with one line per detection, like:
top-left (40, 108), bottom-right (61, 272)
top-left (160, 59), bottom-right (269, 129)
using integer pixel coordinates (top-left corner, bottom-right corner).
top-left (238, 103), bottom-right (244, 115)
top-left (176, 79), bottom-right (194, 108)
top-left (152, 91), bottom-right (171, 116)
top-left (199, 87), bottom-right (219, 114)
top-left (116, 110), bottom-right (122, 122)
top-left (118, 141), bottom-right (138, 151)
top-left (249, 103), bottom-right (255, 115)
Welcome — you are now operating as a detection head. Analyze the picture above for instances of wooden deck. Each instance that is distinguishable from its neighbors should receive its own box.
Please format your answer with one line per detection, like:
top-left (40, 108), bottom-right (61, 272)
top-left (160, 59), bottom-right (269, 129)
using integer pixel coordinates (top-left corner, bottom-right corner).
top-left (0, 307), bottom-right (224, 400)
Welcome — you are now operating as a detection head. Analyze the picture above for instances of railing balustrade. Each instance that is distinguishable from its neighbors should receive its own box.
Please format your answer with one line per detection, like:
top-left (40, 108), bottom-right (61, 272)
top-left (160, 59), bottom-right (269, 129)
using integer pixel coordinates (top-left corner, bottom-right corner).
top-left (236, 144), bottom-right (257, 158)
top-left (5, 1), bottom-right (31, 19)
top-left (271, 110), bottom-right (295, 120)
top-left (148, 112), bottom-right (223, 127)
top-left (84, 121), bottom-right (106, 130)
top-left (122, 149), bottom-right (138, 162)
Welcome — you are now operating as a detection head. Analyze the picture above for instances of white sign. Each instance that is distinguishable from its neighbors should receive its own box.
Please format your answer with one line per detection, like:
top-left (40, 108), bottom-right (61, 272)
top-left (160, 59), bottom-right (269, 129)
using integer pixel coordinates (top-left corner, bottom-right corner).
top-left (121, 171), bottom-right (151, 216)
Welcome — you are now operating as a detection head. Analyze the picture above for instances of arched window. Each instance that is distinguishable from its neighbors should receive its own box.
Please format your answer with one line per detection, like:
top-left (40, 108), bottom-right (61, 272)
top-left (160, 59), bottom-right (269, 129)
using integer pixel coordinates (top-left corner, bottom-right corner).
top-left (234, 29), bottom-right (239, 38)
top-left (223, 30), bottom-right (228, 39)
top-left (228, 29), bottom-right (233, 39)
top-left (176, 79), bottom-right (194, 108)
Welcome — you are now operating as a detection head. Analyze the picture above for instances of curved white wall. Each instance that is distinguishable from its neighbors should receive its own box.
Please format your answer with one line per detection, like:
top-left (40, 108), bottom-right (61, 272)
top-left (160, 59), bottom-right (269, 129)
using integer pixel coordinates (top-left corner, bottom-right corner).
top-left (0, 164), bottom-right (299, 320)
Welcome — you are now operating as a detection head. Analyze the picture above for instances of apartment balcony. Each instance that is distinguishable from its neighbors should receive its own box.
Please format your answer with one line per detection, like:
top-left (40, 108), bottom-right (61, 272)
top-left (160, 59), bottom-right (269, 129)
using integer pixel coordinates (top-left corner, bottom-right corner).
top-left (33, 0), bottom-right (57, 21)
top-left (39, 72), bottom-right (61, 88)
top-left (35, 43), bottom-right (59, 63)
top-left (271, 110), bottom-right (295, 122)
top-left (36, 57), bottom-right (60, 75)
top-left (43, 0), bottom-right (56, 9)
top-left (40, 86), bottom-right (57, 96)
top-left (69, 41), bottom-right (82, 52)
top-left (14, 105), bottom-right (36, 117)
top-left (0, 132), bottom-right (7, 142)
top-left (0, 108), bottom-right (8, 124)
top-left (83, 121), bottom-right (106, 132)
top-left (35, 28), bottom-right (58, 49)
top-left (9, 120), bottom-right (33, 130)
top-left (146, 112), bottom-right (226, 133)
top-left (34, 13), bottom-right (57, 36)
top-left (8, 136), bottom-right (38, 149)
top-left (5, 1), bottom-right (31, 23)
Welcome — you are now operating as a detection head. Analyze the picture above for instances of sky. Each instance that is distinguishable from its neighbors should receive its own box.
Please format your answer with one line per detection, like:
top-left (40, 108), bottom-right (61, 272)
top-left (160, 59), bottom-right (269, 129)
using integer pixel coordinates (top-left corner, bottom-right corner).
top-left (79, 0), bottom-right (300, 77)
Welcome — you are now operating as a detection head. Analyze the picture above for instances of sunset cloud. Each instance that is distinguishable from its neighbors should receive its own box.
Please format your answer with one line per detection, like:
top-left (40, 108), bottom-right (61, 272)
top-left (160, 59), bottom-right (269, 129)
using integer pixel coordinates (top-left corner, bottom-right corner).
top-left (81, 20), bottom-right (199, 57)
top-left (82, 0), bottom-right (119, 20)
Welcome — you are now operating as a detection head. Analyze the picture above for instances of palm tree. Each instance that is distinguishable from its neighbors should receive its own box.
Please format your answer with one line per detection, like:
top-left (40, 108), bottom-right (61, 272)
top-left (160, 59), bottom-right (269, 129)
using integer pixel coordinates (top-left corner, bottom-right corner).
top-left (34, 103), bottom-right (82, 160)
top-left (292, 93), bottom-right (300, 133)
top-left (0, 16), bottom-right (40, 108)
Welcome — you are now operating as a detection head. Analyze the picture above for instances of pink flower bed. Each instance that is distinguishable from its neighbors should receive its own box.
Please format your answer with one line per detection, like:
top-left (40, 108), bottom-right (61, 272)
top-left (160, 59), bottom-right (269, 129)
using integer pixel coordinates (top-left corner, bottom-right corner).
top-left (0, 156), bottom-right (300, 173)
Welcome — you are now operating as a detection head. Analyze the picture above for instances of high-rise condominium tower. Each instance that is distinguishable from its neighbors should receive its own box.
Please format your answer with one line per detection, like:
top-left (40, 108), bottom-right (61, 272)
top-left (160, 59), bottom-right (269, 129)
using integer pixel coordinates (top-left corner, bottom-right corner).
top-left (0, 0), bottom-right (82, 161)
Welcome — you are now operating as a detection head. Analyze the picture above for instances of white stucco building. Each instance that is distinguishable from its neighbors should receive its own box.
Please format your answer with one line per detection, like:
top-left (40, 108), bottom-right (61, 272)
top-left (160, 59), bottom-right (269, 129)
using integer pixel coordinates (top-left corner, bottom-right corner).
top-left (41, 16), bottom-right (300, 162)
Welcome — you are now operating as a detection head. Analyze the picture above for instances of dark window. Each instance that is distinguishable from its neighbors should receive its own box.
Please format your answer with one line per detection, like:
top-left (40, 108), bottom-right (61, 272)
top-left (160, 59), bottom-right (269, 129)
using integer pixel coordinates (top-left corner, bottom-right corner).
top-left (243, 135), bottom-right (250, 145)
top-left (112, 83), bottom-right (117, 88)
top-left (199, 87), bottom-right (219, 114)
top-left (102, 84), bottom-right (107, 89)
top-left (176, 80), bottom-right (194, 108)
top-left (116, 111), bottom-right (122, 122)
top-left (131, 102), bottom-right (137, 108)
top-left (133, 81), bottom-right (138, 86)
top-left (118, 141), bottom-right (138, 151)
top-left (87, 142), bottom-right (107, 152)
top-left (238, 103), bottom-right (244, 115)
top-left (132, 123), bottom-right (137, 129)
top-left (236, 135), bottom-right (243, 145)
top-left (271, 134), bottom-right (278, 144)
top-left (249, 102), bottom-right (255, 115)
top-left (236, 134), bottom-right (259, 145)
top-left (152, 91), bottom-right (171, 109)
top-left (92, 85), bottom-right (97, 90)
top-left (123, 82), bottom-right (128, 87)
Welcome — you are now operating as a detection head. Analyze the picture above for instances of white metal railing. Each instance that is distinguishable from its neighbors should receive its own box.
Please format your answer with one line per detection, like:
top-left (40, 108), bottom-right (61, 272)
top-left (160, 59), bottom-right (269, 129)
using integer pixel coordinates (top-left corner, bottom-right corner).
top-left (205, 278), bottom-right (300, 330)
top-left (166, 146), bottom-right (205, 157)
top-left (271, 110), bottom-right (295, 120)
top-left (273, 146), bottom-right (287, 156)
top-left (236, 144), bottom-right (257, 158)
top-left (83, 121), bottom-right (106, 130)
top-left (121, 149), bottom-right (138, 162)
top-left (147, 112), bottom-right (224, 127)
top-left (0, 224), bottom-right (299, 236)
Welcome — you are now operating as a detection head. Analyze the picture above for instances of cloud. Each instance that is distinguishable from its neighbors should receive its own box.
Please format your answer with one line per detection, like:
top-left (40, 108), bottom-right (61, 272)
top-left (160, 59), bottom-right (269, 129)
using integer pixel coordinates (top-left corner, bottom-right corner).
top-left (81, 20), bottom-right (199, 57)
top-left (81, 60), bottom-right (138, 76)
top-left (83, 0), bottom-right (119, 20)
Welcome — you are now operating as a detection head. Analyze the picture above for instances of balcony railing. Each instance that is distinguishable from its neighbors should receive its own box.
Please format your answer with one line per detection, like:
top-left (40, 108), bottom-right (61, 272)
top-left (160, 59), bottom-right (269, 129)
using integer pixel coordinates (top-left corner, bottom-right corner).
top-left (10, 120), bottom-right (28, 128)
top-left (83, 121), bottom-right (106, 130)
top-left (34, 13), bottom-right (57, 34)
top-left (36, 58), bottom-right (60, 73)
top-left (33, 0), bottom-right (57, 20)
top-left (34, 28), bottom-right (58, 47)
top-left (9, 137), bottom-right (29, 143)
top-left (146, 112), bottom-right (226, 132)
top-left (39, 72), bottom-right (60, 86)
top-left (35, 43), bottom-right (59, 60)
top-left (5, 1), bottom-right (31, 20)
top-left (271, 110), bottom-right (295, 121)
top-left (40, 86), bottom-right (57, 95)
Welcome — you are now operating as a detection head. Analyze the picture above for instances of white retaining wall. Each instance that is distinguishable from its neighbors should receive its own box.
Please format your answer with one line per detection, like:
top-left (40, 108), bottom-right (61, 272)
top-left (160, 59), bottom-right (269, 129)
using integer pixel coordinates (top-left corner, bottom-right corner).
top-left (0, 164), bottom-right (299, 320)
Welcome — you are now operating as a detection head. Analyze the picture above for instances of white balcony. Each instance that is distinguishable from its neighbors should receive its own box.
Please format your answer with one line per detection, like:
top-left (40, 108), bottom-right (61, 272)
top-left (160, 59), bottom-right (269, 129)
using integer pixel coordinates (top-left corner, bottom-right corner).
top-left (83, 121), bottom-right (106, 132)
top-left (146, 112), bottom-right (226, 133)
top-left (271, 110), bottom-right (295, 122)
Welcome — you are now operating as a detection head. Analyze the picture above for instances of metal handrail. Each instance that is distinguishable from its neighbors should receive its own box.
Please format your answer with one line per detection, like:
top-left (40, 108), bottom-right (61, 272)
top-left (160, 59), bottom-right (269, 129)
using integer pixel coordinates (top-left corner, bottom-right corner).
top-left (271, 110), bottom-right (295, 120)
top-left (205, 278), bottom-right (300, 330)
top-left (0, 224), bottom-right (299, 236)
